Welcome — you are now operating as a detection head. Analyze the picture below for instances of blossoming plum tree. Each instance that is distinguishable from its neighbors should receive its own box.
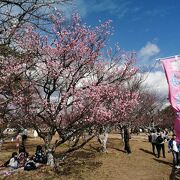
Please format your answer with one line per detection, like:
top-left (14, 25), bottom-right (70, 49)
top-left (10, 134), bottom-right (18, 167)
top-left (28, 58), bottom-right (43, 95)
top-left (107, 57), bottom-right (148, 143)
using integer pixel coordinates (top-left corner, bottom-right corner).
top-left (0, 0), bottom-right (71, 144)
top-left (1, 12), bottom-right (139, 162)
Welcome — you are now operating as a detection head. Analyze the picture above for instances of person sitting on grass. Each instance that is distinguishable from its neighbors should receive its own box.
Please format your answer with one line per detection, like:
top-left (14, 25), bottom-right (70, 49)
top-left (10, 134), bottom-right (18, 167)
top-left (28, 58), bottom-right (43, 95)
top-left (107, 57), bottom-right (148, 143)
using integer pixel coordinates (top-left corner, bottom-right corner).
top-left (17, 145), bottom-right (29, 167)
top-left (0, 152), bottom-right (18, 169)
top-left (24, 157), bottom-right (37, 171)
top-left (8, 152), bottom-right (18, 169)
top-left (33, 145), bottom-right (47, 164)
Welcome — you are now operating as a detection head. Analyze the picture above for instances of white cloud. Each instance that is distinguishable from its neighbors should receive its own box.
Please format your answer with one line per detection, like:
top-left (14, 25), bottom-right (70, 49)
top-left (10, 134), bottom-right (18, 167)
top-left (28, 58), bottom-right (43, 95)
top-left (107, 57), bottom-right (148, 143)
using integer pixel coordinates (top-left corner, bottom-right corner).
top-left (138, 42), bottom-right (160, 61)
top-left (142, 71), bottom-right (168, 98)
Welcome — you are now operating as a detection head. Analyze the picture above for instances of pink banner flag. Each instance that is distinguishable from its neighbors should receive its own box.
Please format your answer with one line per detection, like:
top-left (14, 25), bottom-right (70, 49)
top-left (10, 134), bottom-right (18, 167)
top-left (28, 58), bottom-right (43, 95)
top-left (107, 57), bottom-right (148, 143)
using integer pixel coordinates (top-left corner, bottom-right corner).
top-left (161, 57), bottom-right (180, 142)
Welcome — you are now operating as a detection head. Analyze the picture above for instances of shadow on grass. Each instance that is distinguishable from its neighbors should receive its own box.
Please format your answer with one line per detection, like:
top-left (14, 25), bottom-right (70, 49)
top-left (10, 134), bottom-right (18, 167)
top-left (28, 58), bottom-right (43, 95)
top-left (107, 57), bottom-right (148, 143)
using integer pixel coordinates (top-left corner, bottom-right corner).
top-left (169, 167), bottom-right (180, 180)
top-left (88, 144), bottom-right (101, 152)
top-left (153, 158), bottom-right (173, 167)
top-left (153, 159), bottom-right (180, 180)
top-left (107, 138), bottom-right (122, 145)
top-left (139, 148), bottom-right (154, 155)
top-left (106, 138), bottom-right (124, 152)
top-left (152, 154), bottom-right (179, 180)
top-left (55, 150), bottom-right (102, 177)
top-left (88, 138), bottom-right (125, 153)
top-left (110, 147), bottom-right (126, 153)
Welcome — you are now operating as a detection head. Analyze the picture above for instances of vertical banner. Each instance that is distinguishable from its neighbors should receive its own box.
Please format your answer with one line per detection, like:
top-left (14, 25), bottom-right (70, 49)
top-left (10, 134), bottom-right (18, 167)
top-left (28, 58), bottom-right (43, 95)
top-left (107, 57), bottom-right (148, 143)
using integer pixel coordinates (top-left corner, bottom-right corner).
top-left (161, 57), bottom-right (180, 142)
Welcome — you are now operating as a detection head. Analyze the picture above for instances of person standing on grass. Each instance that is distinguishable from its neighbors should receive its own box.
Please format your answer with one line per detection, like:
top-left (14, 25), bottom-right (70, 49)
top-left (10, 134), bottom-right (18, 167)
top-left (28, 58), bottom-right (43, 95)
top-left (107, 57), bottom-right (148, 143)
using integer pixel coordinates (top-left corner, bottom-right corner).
top-left (151, 129), bottom-right (158, 156)
top-left (168, 134), bottom-right (180, 168)
top-left (161, 130), bottom-right (168, 158)
top-left (156, 131), bottom-right (166, 158)
top-left (21, 129), bottom-right (28, 146)
top-left (124, 126), bottom-right (131, 154)
top-left (15, 131), bottom-right (22, 149)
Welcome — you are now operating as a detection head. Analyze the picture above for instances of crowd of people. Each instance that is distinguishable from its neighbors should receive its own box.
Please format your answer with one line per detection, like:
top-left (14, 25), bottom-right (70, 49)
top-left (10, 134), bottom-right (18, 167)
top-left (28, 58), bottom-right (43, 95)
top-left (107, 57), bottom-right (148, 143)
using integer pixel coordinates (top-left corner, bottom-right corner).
top-left (149, 128), bottom-right (180, 169)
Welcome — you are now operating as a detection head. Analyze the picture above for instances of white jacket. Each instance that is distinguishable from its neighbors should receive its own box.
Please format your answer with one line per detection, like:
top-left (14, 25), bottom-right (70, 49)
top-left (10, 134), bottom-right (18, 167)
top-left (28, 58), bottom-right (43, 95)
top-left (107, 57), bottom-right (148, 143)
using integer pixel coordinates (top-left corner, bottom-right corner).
top-left (9, 157), bottom-right (18, 168)
top-left (173, 141), bottom-right (179, 152)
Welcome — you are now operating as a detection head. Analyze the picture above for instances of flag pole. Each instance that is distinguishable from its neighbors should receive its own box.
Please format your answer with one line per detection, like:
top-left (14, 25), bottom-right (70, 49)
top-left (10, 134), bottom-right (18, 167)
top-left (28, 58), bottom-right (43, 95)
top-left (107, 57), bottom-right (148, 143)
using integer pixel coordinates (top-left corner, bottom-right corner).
top-left (156, 54), bottom-right (180, 61)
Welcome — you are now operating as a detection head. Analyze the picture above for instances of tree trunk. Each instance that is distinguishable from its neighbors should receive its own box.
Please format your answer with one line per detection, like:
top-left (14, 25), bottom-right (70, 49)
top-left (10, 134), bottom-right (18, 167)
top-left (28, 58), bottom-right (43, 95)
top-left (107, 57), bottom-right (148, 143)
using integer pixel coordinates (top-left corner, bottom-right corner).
top-left (98, 131), bottom-right (109, 152)
top-left (46, 150), bottom-right (55, 167)
top-left (43, 133), bottom-right (53, 150)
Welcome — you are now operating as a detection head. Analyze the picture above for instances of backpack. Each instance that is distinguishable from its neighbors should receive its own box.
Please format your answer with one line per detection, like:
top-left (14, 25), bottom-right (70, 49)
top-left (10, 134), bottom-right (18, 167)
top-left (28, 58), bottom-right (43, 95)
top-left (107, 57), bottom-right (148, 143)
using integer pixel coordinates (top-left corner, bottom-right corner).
top-left (24, 161), bottom-right (37, 171)
top-left (156, 135), bottom-right (164, 144)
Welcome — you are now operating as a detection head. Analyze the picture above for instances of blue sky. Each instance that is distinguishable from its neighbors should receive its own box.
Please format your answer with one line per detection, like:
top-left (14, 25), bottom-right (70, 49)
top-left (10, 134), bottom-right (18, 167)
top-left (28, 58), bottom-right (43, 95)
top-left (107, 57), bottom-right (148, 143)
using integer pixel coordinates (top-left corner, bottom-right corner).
top-left (62, 0), bottom-right (180, 66)
top-left (60, 0), bottom-right (180, 100)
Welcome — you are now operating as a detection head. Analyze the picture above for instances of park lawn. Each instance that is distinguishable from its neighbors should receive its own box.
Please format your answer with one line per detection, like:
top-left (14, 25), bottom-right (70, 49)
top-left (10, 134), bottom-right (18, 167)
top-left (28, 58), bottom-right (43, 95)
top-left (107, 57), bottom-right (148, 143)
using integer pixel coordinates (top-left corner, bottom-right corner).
top-left (0, 133), bottom-right (177, 180)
